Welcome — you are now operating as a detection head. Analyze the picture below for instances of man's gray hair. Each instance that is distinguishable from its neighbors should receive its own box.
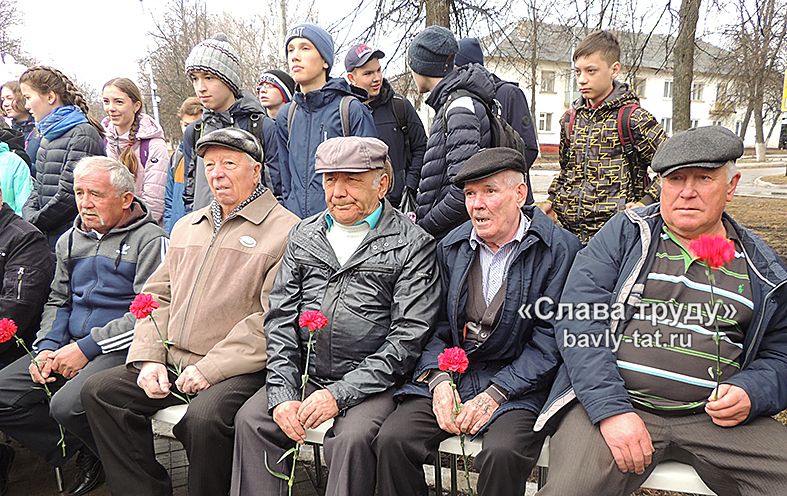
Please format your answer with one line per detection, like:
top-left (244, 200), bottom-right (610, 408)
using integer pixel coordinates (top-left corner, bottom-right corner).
top-left (724, 160), bottom-right (738, 182)
top-left (502, 169), bottom-right (527, 188)
top-left (73, 156), bottom-right (136, 195)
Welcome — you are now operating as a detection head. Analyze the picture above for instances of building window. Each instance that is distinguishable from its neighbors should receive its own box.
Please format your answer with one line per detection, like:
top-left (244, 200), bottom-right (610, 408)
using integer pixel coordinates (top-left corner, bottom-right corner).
top-left (541, 71), bottom-right (556, 94)
top-left (632, 77), bottom-right (647, 98)
top-left (713, 120), bottom-right (723, 126)
top-left (735, 121), bottom-right (743, 135)
top-left (691, 82), bottom-right (704, 101)
top-left (716, 82), bottom-right (728, 100)
top-left (538, 112), bottom-right (553, 132)
top-left (691, 119), bottom-right (699, 128)
top-left (660, 117), bottom-right (672, 135)
top-left (663, 81), bottom-right (673, 99)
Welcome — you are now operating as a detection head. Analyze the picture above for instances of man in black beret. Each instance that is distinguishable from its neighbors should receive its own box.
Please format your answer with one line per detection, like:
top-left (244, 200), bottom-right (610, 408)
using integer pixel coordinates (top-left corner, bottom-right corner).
top-left (375, 147), bottom-right (582, 496)
top-left (534, 126), bottom-right (787, 495)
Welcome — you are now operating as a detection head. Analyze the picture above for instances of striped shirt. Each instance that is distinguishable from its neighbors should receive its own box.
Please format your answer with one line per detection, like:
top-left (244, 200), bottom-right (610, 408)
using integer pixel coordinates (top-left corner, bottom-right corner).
top-left (617, 222), bottom-right (753, 414)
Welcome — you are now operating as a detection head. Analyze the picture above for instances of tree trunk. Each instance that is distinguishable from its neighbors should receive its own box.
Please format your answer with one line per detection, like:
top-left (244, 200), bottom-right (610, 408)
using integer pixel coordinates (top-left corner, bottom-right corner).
top-left (425, 0), bottom-right (451, 28)
top-left (672, 0), bottom-right (702, 132)
top-left (530, 1), bottom-right (537, 121)
top-left (279, 0), bottom-right (287, 66)
top-left (739, 103), bottom-right (753, 140)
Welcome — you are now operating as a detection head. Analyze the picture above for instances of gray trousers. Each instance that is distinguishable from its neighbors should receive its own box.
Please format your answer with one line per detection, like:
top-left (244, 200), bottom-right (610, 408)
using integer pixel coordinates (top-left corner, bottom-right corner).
top-left (537, 403), bottom-right (787, 496)
top-left (231, 385), bottom-right (396, 496)
top-left (0, 351), bottom-right (125, 464)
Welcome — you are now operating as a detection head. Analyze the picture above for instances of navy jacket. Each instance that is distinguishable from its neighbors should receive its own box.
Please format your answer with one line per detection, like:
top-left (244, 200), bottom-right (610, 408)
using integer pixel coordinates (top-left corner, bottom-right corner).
top-left (535, 204), bottom-right (787, 431)
top-left (493, 74), bottom-right (539, 204)
top-left (415, 64), bottom-right (494, 239)
top-left (367, 79), bottom-right (427, 207)
top-left (275, 78), bottom-right (378, 219)
top-left (398, 206), bottom-right (581, 434)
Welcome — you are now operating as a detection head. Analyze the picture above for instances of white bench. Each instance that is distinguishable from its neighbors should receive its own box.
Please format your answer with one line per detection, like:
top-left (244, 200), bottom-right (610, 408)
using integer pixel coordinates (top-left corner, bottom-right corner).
top-left (152, 405), bottom-right (716, 495)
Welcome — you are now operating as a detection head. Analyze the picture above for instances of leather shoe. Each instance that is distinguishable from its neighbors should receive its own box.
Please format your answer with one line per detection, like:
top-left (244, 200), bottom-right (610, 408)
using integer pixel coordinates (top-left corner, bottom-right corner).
top-left (66, 449), bottom-right (104, 496)
top-left (0, 443), bottom-right (15, 496)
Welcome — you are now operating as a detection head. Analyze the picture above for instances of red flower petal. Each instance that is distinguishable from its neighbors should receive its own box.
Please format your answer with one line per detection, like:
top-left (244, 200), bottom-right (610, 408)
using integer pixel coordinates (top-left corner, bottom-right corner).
top-left (689, 235), bottom-right (735, 269)
top-left (298, 310), bottom-right (329, 332)
top-left (438, 347), bottom-right (469, 374)
top-left (0, 318), bottom-right (18, 344)
top-left (129, 293), bottom-right (160, 320)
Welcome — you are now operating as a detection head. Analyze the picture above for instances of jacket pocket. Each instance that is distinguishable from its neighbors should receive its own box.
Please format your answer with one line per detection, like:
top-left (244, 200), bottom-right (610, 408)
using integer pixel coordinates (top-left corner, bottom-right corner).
top-left (2, 265), bottom-right (43, 304)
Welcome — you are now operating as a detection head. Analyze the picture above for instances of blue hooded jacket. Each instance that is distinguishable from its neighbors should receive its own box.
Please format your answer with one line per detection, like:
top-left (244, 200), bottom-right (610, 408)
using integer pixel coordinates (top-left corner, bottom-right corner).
top-left (275, 78), bottom-right (378, 219)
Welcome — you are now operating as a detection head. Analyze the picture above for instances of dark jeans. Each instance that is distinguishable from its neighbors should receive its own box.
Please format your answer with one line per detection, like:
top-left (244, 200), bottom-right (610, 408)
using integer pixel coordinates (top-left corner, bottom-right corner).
top-left (374, 395), bottom-right (547, 496)
top-left (81, 365), bottom-right (265, 496)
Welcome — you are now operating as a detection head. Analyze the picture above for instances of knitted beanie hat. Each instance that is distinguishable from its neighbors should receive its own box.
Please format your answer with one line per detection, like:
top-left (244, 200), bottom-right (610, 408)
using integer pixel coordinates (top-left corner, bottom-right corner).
top-left (408, 26), bottom-right (458, 77)
top-left (185, 33), bottom-right (242, 97)
top-left (257, 69), bottom-right (296, 103)
top-left (285, 23), bottom-right (335, 70)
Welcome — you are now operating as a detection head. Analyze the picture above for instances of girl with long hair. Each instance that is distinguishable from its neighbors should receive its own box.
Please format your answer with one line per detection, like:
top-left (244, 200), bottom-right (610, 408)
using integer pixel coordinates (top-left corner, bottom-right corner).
top-left (19, 66), bottom-right (105, 250)
top-left (102, 78), bottom-right (168, 224)
top-left (1, 80), bottom-right (41, 170)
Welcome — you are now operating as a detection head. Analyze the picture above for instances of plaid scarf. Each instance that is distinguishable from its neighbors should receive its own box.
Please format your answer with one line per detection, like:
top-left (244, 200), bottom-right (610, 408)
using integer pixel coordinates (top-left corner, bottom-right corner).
top-left (210, 182), bottom-right (266, 234)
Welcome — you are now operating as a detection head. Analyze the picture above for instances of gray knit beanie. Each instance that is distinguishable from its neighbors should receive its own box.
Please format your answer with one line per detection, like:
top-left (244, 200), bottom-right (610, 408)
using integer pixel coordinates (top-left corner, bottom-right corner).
top-left (408, 26), bottom-right (458, 77)
top-left (185, 33), bottom-right (242, 97)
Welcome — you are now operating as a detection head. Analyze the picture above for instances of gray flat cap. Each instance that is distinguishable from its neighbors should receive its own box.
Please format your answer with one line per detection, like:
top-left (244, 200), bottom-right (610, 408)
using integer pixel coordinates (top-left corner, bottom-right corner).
top-left (651, 126), bottom-right (743, 177)
top-left (196, 128), bottom-right (263, 163)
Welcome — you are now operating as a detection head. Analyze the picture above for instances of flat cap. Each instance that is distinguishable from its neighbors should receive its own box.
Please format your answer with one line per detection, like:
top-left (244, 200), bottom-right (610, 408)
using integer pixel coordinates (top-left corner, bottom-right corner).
top-left (315, 136), bottom-right (389, 174)
top-left (651, 126), bottom-right (743, 177)
top-left (453, 148), bottom-right (528, 188)
top-left (195, 128), bottom-right (263, 163)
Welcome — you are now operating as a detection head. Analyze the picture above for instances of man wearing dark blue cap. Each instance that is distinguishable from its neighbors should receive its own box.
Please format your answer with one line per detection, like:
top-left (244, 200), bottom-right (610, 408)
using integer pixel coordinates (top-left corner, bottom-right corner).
top-left (345, 43), bottom-right (427, 209)
top-left (275, 23), bottom-right (378, 219)
top-left (535, 126), bottom-right (787, 496)
top-left (456, 37), bottom-right (539, 204)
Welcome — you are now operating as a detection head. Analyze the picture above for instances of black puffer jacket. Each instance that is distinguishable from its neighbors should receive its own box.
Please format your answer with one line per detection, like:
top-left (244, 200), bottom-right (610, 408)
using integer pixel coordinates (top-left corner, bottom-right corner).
top-left (415, 64), bottom-right (494, 239)
top-left (22, 122), bottom-right (105, 249)
top-left (0, 203), bottom-right (54, 367)
top-left (265, 201), bottom-right (441, 411)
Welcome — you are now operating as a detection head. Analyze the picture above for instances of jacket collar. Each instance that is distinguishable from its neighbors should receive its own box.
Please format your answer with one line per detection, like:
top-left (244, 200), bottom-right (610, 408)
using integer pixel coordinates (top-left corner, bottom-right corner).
top-left (192, 188), bottom-right (280, 227)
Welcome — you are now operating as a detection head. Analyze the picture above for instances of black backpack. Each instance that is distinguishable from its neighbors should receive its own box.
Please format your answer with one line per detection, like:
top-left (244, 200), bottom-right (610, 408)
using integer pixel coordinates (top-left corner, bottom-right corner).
top-left (0, 127), bottom-right (33, 169)
top-left (439, 89), bottom-right (526, 160)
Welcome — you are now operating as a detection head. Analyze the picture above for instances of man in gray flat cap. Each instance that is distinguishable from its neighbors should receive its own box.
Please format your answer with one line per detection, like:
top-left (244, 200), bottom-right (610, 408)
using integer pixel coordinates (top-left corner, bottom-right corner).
top-left (534, 126), bottom-right (787, 496)
top-left (82, 128), bottom-right (299, 496)
top-left (231, 136), bottom-right (441, 496)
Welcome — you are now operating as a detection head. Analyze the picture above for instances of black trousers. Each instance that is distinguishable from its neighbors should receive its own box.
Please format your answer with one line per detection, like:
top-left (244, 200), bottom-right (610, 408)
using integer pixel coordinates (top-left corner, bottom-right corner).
top-left (374, 395), bottom-right (547, 496)
top-left (81, 365), bottom-right (265, 496)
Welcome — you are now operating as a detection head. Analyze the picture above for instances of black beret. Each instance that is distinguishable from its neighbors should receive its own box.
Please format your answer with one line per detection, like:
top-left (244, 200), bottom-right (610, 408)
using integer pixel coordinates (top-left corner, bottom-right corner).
top-left (196, 128), bottom-right (263, 163)
top-left (651, 126), bottom-right (743, 177)
top-left (453, 148), bottom-right (527, 188)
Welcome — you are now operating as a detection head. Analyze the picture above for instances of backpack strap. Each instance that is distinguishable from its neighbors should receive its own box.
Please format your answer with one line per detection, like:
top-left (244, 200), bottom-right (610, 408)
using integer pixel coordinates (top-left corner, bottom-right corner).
top-left (139, 138), bottom-right (150, 167)
top-left (392, 94), bottom-right (411, 164)
top-left (562, 108), bottom-right (577, 139)
top-left (286, 101), bottom-right (298, 146)
top-left (617, 103), bottom-right (639, 165)
top-left (248, 113), bottom-right (266, 157)
top-left (339, 95), bottom-right (355, 137)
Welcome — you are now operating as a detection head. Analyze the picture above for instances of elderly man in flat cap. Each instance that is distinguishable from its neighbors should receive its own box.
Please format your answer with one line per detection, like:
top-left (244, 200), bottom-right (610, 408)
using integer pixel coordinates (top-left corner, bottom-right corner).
top-left (81, 128), bottom-right (299, 496)
top-left (534, 126), bottom-right (787, 496)
top-left (374, 147), bottom-right (581, 496)
top-left (230, 136), bottom-right (441, 496)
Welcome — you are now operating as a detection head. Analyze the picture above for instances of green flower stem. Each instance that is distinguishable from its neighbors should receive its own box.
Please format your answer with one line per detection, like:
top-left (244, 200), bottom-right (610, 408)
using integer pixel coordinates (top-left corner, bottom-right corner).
top-left (149, 315), bottom-right (190, 404)
top-left (287, 330), bottom-right (317, 496)
top-left (706, 269), bottom-right (723, 401)
top-left (449, 374), bottom-right (475, 496)
top-left (14, 336), bottom-right (67, 458)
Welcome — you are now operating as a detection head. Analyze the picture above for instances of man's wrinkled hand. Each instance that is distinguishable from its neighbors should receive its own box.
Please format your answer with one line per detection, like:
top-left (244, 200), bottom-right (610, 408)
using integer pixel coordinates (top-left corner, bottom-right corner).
top-left (432, 381), bottom-right (461, 435)
top-left (29, 350), bottom-right (56, 384)
top-left (455, 392), bottom-right (499, 435)
top-left (599, 412), bottom-right (654, 475)
top-left (137, 362), bottom-right (171, 399)
top-left (50, 343), bottom-right (89, 379)
top-left (298, 389), bottom-right (339, 429)
top-left (174, 365), bottom-right (210, 395)
top-left (273, 400), bottom-right (305, 443)
top-left (705, 384), bottom-right (751, 427)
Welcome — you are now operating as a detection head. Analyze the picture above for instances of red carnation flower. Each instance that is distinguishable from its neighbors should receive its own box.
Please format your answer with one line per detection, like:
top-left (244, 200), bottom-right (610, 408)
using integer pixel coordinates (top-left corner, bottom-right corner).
top-left (438, 347), bottom-right (469, 374)
top-left (0, 318), bottom-right (18, 344)
top-left (689, 235), bottom-right (735, 269)
top-left (129, 293), bottom-right (160, 320)
top-left (299, 310), bottom-right (328, 333)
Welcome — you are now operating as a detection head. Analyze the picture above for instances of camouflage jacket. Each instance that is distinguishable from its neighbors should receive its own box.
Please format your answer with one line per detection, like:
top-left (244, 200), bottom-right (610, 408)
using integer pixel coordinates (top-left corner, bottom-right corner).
top-left (548, 81), bottom-right (666, 244)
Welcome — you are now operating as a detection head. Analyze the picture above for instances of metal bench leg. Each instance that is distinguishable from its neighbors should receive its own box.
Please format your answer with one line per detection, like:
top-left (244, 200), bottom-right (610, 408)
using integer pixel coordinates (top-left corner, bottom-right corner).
top-left (55, 466), bottom-right (64, 492)
top-left (537, 466), bottom-right (548, 490)
top-left (449, 455), bottom-right (458, 496)
top-left (433, 452), bottom-right (442, 495)
top-left (311, 443), bottom-right (324, 489)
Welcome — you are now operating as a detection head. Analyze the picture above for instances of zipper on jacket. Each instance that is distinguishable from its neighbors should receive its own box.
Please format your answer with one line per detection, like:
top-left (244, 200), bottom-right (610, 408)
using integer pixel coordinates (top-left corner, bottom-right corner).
top-left (179, 227), bottom-right (223, 345)
top-left (16, 267), bottom-right (24, 300)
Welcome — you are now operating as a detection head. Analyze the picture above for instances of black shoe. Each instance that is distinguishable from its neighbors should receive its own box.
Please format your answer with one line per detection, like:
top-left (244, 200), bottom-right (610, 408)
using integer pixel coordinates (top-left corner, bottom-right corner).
top-left (0, 443), bottom-right (15, 496)
top-left (65, 449), bottom-right (104, 496)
